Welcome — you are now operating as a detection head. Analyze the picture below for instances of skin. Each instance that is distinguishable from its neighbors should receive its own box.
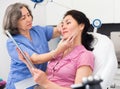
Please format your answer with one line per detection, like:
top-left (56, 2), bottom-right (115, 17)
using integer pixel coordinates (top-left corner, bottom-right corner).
top-left (17, 6), bottom-right (70, 64)
top-left (17, 6), bottom-right (60, 40)
top-left (29, 15), bottom-right (93, 89)
top-left (17, 7), bottom-right (93, 89)
top-left (17, 6), bottom-right (33, 40)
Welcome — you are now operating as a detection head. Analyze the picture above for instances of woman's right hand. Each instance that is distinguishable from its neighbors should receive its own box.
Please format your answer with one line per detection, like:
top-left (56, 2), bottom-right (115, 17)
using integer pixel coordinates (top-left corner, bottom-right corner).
top-left (31, 68), bottom-right (49, 86)
top-left (55, 34), bottom-right (75, 56)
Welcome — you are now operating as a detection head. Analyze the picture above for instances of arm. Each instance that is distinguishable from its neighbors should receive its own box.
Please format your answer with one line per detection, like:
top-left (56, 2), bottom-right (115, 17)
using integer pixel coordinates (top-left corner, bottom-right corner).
top-left (31, 50), bottom-right (57, 64)
top-left (52, 26), bottom-right (61, 38)
top-left (31, 35), bottom-right (75, 64)
top-left (31, 66), bottom-right (92, 89)
top-left (17, 34), bottom-right (75, 64)
top-left (52, 23), bottom-right (63, 38)
top-left (32, 68), bottom-right (71, 89)
top-left (74, 66), bottom-right (93, 84)
top-left (17, 38), bottom-right (71, 64)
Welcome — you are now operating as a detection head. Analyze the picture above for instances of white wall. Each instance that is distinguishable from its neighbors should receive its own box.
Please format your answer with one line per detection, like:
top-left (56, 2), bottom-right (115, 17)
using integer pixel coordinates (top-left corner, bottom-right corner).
top-left (114, 0), bottom-right (120, 23)
top-left (0, 0), bottom-right (46, 81)
top-left (1, 0), bottom-right (120, 81)
top-left (46, 0), bottom-right (120, 25)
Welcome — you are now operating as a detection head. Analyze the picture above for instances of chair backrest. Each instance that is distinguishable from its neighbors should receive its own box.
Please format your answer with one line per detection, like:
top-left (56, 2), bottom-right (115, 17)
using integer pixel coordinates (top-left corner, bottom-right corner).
top-left (110, 31), bottom-right (120, 63)
top-left (90, 32), bottom-right (118, 89)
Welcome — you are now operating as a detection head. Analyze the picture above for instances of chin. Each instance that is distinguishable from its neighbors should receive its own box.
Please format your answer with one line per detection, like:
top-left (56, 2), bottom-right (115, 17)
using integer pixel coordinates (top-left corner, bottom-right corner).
top-left (62, 36), bottom-right (68, 40)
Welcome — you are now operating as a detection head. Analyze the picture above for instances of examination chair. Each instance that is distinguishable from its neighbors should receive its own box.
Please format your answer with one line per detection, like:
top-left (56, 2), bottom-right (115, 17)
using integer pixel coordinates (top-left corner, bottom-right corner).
top-left (71, 32), bottom-right (118, 89)
top-left (15, 33), bottom-right (118, 89)
top-left (91, 32), bottom-right (118, 89)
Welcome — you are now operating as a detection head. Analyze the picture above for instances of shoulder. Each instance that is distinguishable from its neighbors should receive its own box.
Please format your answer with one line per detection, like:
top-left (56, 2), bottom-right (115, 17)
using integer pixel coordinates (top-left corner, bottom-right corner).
top-left (75, 46), bottom-right (94, 70)
top-left (32, 25), bottom-right (43, 31)
top-left (80, 48), bottom-right (94, 61)
top-left (31, 25), bottom-right (53, 34)
top-left (32, 25), bottom-right (53, 30)
top-left (74, 45), bottom-right (94, 57)
top-left (72, 45), bottom-right (94, 62)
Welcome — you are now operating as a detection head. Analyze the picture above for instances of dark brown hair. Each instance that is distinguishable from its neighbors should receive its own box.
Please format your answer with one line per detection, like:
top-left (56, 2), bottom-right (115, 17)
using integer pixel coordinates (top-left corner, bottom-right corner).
top-left (64, 10), bottom-right (94, 51)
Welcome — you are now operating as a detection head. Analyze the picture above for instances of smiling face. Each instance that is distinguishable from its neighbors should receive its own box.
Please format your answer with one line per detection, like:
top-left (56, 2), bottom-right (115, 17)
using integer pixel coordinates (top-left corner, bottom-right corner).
top-left (17, 6), bottom-right (32, 32)
top-left (61, 15), bottom-right (83, 40)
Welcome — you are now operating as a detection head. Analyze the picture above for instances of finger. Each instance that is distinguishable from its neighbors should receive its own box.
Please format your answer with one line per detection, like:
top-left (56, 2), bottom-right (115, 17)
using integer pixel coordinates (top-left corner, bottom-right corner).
top-left (24, 52), bottom-right (30, 58)
top-left (66, 35), bottom-right (74, 43)
top-left (16, 48), bottom-right (24, 59)
top-left (31, 68), bottom-right (39, 75)
top-left (16, 48), bottom-right (21, 55)
top-left (57, 23), bottom-right (63, 33)
top-left (68, 32), bottom-right (77, 43)
top-left (32, 68), bottom-right (40, 74)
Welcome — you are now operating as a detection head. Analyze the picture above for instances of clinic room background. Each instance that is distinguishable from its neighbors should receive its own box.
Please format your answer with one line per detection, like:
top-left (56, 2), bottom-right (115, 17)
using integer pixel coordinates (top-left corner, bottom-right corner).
top-left (0, 0), bottom-right (120, 82)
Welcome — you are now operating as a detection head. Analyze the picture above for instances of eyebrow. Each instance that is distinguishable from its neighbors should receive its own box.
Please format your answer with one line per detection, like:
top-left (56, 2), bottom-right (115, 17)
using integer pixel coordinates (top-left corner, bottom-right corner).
top-left (22, 11), bottom-right (30, 16)
top-left (62, 19), bottom-right (70, 24)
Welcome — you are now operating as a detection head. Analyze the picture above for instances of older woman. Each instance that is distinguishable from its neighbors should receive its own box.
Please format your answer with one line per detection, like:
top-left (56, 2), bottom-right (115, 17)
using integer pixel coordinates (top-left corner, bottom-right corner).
top-left (3, 2), bottom-right (70, 89)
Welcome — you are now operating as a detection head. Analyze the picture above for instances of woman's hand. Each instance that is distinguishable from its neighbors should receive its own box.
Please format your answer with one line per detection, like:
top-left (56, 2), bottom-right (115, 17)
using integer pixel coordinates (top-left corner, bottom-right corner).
top-left (54, 34), bottom-right (75, 55)
top-left (31, 68), bottom-right (48, 86)
top-left (31, 68), bottom-right (71, 89)
top-left (16, 48), bottom-right (29, 65)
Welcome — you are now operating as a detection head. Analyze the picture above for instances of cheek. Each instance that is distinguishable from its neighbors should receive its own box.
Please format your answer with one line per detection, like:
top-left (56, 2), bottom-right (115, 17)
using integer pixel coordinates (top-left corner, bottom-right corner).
top-left (62, 32), bottom-right (72, 40)
top-left (17, 22), bottom-right (26, 30)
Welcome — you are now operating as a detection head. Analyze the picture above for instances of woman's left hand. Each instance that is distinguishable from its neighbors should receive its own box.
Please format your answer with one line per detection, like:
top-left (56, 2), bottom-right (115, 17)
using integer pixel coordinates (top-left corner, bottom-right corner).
top-left (16, 48), bottom-right (29, 64)
top-left (31, 68), bottom-right (48, 85)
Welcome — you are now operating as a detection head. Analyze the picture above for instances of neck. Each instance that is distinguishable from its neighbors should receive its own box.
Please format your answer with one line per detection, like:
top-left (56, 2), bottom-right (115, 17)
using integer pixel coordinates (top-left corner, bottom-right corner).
top-left (20, 30), bottom-right (32, 41)
top-left (63, 36), bottom-right (82, 58)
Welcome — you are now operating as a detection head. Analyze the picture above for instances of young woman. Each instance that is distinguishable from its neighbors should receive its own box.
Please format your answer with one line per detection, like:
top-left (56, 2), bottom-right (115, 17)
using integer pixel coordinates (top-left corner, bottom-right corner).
top-left (18, 10), bottom-right (95, 89)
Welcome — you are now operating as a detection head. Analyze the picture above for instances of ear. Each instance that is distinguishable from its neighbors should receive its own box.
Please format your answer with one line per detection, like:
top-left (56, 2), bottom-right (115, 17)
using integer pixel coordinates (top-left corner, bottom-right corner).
top-left (79, 23), bottom-right (85, 31)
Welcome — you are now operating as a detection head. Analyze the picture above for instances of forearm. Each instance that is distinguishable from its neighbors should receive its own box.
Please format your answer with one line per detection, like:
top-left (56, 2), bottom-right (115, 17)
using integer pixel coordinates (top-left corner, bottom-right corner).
top-left (31, 50), bottom-right (59, 64)
top-left (52, 27), bottom-right (61, 38)
top-left (40, 80), bottom-right (71, 89)
top-left (32, 68), bottom-right (71, 89)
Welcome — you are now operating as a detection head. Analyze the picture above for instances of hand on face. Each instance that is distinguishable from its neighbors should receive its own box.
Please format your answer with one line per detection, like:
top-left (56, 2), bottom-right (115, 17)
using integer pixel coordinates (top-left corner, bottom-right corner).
top-left (56, 23), bottom-right (63, 34)
top-left (55, 34), bottom-right (76, 54)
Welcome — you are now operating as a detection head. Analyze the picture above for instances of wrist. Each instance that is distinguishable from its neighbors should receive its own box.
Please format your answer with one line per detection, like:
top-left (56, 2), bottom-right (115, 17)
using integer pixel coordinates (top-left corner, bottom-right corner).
top-left (51, 50), bottom-right (57, 59)
top-left (41, 80), bottom-right (50, 89)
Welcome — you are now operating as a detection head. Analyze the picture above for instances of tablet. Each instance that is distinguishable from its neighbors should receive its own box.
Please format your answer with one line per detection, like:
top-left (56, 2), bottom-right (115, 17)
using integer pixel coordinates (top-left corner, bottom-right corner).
top-left (5, 30), bottom-right (35, 68)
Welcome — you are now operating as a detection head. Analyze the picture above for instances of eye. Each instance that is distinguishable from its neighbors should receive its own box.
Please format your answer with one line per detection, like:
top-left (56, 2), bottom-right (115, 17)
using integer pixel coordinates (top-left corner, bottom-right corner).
top-left (67, 22), bottom-right (71, 24)
top-left (27, 13), bottom-right (31, 17)
top-left (20, 16), bottom-right (25, 20)
top-left (61, 24), bottom-right (64, 27)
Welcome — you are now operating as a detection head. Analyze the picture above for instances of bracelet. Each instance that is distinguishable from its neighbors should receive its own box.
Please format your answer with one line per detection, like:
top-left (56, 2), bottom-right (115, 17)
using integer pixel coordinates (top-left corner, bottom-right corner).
top-left (51, 50), bottom-right (56, 59)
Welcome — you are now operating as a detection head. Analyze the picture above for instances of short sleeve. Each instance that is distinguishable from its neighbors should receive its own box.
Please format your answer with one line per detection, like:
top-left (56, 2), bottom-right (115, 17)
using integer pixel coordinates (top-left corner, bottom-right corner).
top-left (76, 51), bottom-right (94, 70)
top-left (7, 39), bottom-right (34, 63)
top-left (40, 26), bottom-right (53, 41)
top-left (32, 25), bottom-right (53, 41)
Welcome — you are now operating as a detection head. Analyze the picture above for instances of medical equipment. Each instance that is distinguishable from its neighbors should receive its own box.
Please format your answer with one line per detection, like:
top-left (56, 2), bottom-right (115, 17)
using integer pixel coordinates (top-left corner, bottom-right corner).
top-left (31, 0), bottom-right (71, 9)
top-left (71, 76), bottom-right (103, 89)
top-left (31, 0), bottom-right (49, 8)
top-left (110, 31), bottom-right (120, 64)
top-left (92, 19), bottom-right (102, 33)
top-left (5, 30), bottom-right (35, 69)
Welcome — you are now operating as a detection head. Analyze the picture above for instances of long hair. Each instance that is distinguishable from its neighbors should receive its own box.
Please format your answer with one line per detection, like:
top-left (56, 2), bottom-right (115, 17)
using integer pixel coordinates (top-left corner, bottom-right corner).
top-left (64, 10), bottom-right (94, 51)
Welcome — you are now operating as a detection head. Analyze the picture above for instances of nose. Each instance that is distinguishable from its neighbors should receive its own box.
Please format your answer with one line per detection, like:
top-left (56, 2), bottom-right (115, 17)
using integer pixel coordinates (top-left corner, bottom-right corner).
top-left (26, 16), bottom-right (32, 22)
top-left (62, 24), bottom-right (66, 30)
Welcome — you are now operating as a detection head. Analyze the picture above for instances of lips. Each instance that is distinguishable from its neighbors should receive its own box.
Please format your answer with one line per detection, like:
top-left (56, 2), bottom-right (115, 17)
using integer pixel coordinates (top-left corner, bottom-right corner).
top-left (27, 23), bottom-right (32, 27)
top-left (62, 31), bottom-right (68, 35)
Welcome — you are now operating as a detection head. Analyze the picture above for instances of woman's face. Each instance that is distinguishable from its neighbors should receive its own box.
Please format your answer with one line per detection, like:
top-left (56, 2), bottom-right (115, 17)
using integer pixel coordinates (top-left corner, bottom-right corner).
top-left (17, 6), bottom-right (32, 32)
top-left (61, 15), bottom-right (80, 40)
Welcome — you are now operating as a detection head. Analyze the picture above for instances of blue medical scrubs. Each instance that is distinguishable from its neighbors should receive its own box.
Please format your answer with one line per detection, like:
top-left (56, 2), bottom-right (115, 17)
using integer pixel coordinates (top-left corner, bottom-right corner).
top-left (6, 25), bottom-right (53, 89)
